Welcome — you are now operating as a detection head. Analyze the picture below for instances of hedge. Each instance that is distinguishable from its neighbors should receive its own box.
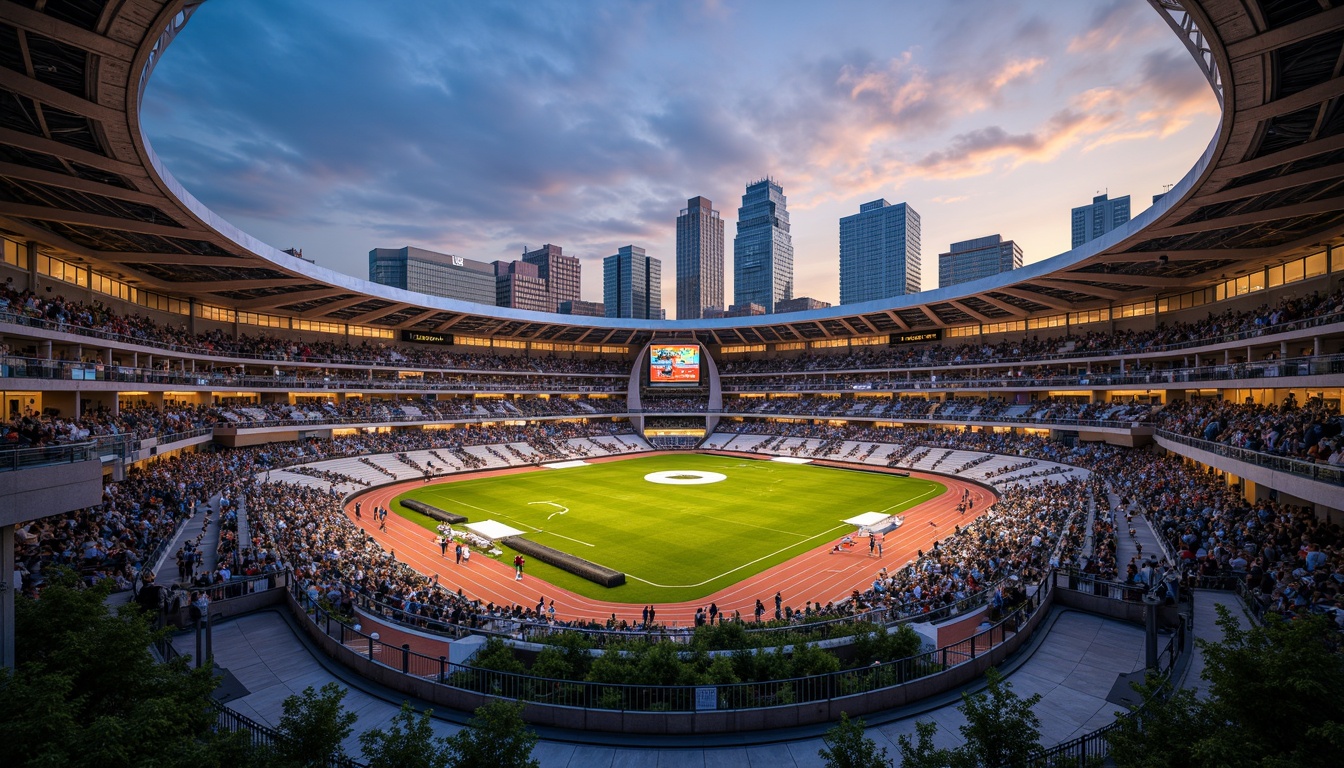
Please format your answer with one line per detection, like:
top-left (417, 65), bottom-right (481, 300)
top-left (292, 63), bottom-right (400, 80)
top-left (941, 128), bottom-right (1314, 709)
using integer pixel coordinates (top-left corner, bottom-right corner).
top-left (502, 536), bottom-right (626, 588)
top-left (401, 499), bottom-right (467, 525)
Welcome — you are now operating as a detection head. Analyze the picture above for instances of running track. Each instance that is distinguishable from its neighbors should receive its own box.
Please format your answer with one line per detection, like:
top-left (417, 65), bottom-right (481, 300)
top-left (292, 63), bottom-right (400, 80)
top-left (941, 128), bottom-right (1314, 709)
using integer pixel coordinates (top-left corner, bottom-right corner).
top-left (346, 451), bottom-right (994, 627)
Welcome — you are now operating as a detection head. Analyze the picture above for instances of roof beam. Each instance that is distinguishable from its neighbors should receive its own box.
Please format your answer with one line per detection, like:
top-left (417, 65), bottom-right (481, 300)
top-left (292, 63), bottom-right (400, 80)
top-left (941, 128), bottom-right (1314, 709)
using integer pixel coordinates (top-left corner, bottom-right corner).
top-left (303, 296), bottom-right (368, 318)
top-left (1227, 6), bottom-right (1344, 62)
top-left (95, 251), bottom-right (245, 267)
top-left (1239, 76), bottom-right (1344, 124)
top-left (0, 201), bottom-right (190, 237)
top-left (0, 68), bottom-right (120, 125)
top-left (889, 312), bottom-right (909, 331)
top-left (0, 161), bottom-right (159, 205)
top-left (1035, 279), bottom-right (1130, 301)
top-left (994, 287), bottom-right (1068, 311)
top-left (226, 289), bottom-right (344, 311)
top-left (1210, 132), bottom-right (1344, 180)
top-left (0, 2), bottom-right (137, 61)
top-left (948, 300), bottom-right (992, 324)
top-left (1153, 195), bottom-right (1344, 236)
top-left (1190, 162), bottom-right (1344, 206)
top-left (1055, 272), bottom-right (1188, 287)
top-left (974, 294), bottom-right (1029, 317)
top-left (348, 303), bottom-right (411, 324)
top-left (1091, 247), bottom-right (1266, 264)
top-left (167, 278), bottom-right (306, 292)
top-left (0, 126), bottom-right (146, 177)
top-left (917, 305), bottom-right (944, 327)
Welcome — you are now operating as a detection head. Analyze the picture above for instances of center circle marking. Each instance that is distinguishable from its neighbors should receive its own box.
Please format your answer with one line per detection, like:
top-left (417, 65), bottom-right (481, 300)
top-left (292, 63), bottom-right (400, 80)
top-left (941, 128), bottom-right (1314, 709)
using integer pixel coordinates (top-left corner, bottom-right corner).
top-left (644, 470), bottom-right (727, 485)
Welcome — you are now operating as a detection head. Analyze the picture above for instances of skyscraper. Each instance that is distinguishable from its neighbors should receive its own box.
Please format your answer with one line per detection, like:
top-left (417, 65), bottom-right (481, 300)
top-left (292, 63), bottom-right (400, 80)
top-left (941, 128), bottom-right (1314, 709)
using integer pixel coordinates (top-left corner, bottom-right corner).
top-left (675, 196), bottom-right (724, 320)
top-left (521, 243), bottom-right (580, 312)
top-left (368, 246), bottom-right (497, 305)
top-left (1071, 193), bottom-right (1131, 248)
top-left (492, 259), bottom-right (551, 312)
top-left (938, 235), bottom-right (1022, 288)
top-left (733, 178), bottom-right (794, 314)
top-left (838, 199), bottom-right (921, 304)
top-left (603, 245), bottom-right (662, 319)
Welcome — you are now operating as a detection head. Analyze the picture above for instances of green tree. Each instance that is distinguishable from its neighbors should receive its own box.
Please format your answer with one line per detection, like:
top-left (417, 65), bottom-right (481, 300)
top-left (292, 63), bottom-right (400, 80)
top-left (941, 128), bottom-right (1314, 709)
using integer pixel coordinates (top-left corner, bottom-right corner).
top-left (897, 667), bottom-right (1042, 768)
top-left (0, 567), bottom-right (237, 768)
top-left (271, 682), bottom-right (357, 767)
top-left (1108, 605), bottom-right (1344, 767)
top-left (444, 700), bottom-right (540, 768)
top-left (819, 712), bottom-right (892, 768)
top-left (360, 702), bottom-right (452, 768)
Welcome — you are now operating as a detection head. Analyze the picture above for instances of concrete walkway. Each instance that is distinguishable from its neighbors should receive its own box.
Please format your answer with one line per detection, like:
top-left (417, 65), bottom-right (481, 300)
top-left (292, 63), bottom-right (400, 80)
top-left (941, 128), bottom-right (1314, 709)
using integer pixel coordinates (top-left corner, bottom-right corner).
top-left (1178, 588), bottom-right (1253, 697)
top-left (174, 607), bottom-right (1150, 767)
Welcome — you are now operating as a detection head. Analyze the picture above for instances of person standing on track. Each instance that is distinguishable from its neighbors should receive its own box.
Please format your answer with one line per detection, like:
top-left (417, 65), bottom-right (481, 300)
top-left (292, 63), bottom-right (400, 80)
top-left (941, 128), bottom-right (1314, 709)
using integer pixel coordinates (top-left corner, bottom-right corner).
top-left (755, 599), bottom-right (765, 622)
top-left (774, 591), bottom-right (783, 620)
top-left (437, 535), bottom-right (448, 557)
top-left (461, 546), bottom-right (470, 566)
top-left (454, 542), bottom-right (462, 564)
top-left (514, 554), bottom-right (525, 581)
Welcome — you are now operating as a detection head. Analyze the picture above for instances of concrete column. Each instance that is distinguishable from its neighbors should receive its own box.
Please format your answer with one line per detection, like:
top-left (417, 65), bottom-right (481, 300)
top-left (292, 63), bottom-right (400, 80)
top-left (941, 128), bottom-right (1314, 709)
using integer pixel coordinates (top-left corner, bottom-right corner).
top-left (104, 348), bottom-right (112, 365)
top-left (43, 340), bottom-right (52, 360)
top-left (1314, 337), bottom-right (1321, 357)
top-left (1, 523), bottom-right (13, 669)
top-left (25, 241), bottom-right (38, 292)
top-left (1281, 341), bottom-right (1289, 359)
top-left (1224, 349), bottom-right (1230, 364)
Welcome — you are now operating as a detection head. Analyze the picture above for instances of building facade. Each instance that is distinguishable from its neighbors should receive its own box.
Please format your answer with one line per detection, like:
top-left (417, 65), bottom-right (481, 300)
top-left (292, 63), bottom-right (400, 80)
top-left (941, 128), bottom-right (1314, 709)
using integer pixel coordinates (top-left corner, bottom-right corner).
top-left (733, 178), bottom-right (794, 314)
top-left (493, 260), bottom-right (551, 313)
top-left (675, 196), bottom-right (725, 320)
top-left (521, 244), bottom-right (581, 312)
top-left (838, 199), bottom-right (921, 304)
top-left (938, 235), bottom-right (1023, 288)
top-left (603, 245), bottom-right (662, 319)
top-left (774, 296), bottom-right (831, 313)
top-left (558, 299), bottom-right (605, 317)
top-left (368, 246), bottom-right (497, 305)
top-left (1071, 193), bottom-right (1131, 248)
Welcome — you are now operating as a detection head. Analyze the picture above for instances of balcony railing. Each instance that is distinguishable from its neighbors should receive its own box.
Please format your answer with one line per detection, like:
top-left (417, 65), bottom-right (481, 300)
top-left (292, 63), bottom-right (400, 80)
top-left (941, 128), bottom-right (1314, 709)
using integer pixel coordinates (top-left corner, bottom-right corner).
top-left (0, 440), bottom-right (100, 472)
top-left (1154, 429), bottom-right (1344, 486)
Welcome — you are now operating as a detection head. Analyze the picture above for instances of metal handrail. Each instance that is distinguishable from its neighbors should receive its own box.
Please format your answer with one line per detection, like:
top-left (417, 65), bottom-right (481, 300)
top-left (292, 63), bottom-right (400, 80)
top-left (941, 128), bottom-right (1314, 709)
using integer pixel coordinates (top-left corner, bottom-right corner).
top-left (290, 574), bottom-right (1054, 713)
top-left (0, 310), bottom-right (625, 376)
top-left (0, 440), bottom-right (99, 472)
top-left (5, 305), bottom-right (1344, 378)
top-left (1154, 429), bottom-right (1344, 485)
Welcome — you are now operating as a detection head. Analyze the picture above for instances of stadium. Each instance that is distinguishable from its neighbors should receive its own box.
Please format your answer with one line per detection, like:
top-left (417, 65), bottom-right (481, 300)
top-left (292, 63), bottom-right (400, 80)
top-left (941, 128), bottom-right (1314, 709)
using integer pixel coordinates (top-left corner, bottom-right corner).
top-left (1, 0), bottom-right (1343, 765)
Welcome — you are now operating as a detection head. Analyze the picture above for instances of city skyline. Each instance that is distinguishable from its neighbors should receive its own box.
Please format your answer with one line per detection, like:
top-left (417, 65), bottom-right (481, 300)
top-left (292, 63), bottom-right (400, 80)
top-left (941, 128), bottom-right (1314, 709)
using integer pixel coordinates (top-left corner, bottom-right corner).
top-left (142, 1), bottom-right (1219, 310)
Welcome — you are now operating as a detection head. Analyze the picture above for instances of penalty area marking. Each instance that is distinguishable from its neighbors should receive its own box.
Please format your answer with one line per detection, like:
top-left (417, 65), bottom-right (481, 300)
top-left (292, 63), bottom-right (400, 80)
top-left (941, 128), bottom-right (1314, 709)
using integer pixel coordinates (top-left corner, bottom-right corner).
top-left (644, 470), bottom-right (727, 485)
top-left (528, 500), bottom-right (570, 520)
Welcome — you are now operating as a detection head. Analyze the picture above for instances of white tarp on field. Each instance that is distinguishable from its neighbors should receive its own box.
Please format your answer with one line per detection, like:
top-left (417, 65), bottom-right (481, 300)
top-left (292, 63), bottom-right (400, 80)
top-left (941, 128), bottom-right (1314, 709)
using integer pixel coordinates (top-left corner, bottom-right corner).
top-left (844, 511), bottom-right (892, 528)
top-left (466, 520), bottom-right (526, 540)
top-left (543, 460), bottom-right (589, 469)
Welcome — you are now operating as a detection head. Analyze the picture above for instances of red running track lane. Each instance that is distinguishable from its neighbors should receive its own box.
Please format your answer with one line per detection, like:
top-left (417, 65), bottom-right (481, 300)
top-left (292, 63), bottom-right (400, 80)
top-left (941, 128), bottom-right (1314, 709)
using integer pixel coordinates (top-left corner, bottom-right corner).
top-left (345, 451), bottom-right (994, 628)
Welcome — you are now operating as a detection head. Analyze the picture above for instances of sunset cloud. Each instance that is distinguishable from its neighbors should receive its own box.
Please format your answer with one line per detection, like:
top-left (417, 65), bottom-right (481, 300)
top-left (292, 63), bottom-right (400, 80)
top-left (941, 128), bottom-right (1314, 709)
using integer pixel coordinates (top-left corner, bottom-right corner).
top-left (142, 0), bottom-right (1219, 305)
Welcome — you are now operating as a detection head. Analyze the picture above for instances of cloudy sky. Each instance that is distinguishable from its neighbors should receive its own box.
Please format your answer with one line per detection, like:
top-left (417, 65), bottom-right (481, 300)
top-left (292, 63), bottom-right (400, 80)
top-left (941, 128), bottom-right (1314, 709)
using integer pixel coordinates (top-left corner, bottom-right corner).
top-left (141, 0), bottom-right (1219, 316)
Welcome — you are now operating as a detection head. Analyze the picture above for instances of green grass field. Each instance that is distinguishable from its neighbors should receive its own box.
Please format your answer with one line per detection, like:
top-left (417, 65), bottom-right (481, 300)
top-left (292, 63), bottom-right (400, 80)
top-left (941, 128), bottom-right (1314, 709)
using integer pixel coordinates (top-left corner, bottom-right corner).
top-left (390, 453), bottom-right (944, 604)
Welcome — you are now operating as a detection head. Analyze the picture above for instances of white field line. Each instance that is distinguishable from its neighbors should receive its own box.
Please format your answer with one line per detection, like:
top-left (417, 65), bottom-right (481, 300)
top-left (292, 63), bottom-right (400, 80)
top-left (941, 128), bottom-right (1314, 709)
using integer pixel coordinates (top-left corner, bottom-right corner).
top-left (422, 495), bottom-right (542, 532)
top-left (536, 530), bottom-right (595, 548)
top-left (624, 523), bottom-right (850, 588)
